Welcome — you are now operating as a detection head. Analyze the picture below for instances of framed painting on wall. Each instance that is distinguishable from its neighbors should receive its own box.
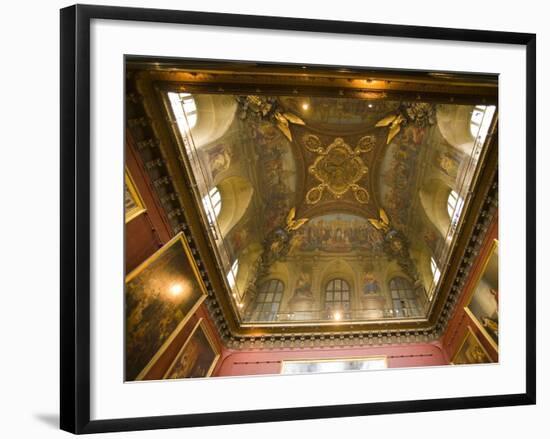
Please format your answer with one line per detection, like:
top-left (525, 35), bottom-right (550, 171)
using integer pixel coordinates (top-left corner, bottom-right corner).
top-left (60, 3), bottom-right (535, 434)
top-left (464, 239), bottom-right (499, 350)
top-left (124, 167), bottom-right (146, 223)
top-left (125, 233), bottom-right (207, 381)
top-left (451, 326), bottom-right (492, 365)
top-left (163, 318), bottom-right (220, 379)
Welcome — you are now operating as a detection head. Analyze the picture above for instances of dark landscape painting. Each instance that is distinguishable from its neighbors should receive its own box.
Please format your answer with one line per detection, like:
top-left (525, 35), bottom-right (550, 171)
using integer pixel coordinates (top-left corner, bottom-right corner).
top-left (125, 234), bottom-right (206, 380)
top-left (164, 319), bottom-right (220, 379)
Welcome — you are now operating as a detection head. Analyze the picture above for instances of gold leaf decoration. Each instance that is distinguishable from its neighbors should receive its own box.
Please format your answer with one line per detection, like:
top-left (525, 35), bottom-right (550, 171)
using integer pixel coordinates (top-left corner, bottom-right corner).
top-left (288, 218), bottom-right (309, 231)
top-left (285, 207), bottom-right (309, 231)
top-left (368, 208), bottom-right (391, 232)
top-left (375, 113), bottom-right (398, 127)
top-left (282, 112), bottom-right (305, 126)
top-left (276, 121), bottom-right (292, 141)
top-left (368, 218), bottom-right (385, 230)
top-left (308, 138), bottom-right (369, 201)
top-left (274, 112), bottom-right (289, 127)
top-left (286, 207), bottom-right (296, 224)
top-left (302, 134), bottom-right (324, 153)
top-left (352, 186), bottom-right (370, 204)
top-left (386, 114), bottom-right (404, 144)
top-left (379, 208), bottom-right (390, 228)
top-left (356, 135), bottom-right (376, 153)
top-left (306, 186), bottom-right (324, 204)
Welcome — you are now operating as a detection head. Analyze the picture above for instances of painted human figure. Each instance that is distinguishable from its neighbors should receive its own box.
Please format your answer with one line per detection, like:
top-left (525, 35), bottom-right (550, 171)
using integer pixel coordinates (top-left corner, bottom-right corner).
top-left (363, 272), bottom-right (380, 295)
top-left (294, 272), bottom-right (313, 299)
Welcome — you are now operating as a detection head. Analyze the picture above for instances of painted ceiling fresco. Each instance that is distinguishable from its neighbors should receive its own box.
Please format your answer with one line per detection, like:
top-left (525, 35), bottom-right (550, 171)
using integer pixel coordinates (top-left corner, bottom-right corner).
top-left (171, 92), bottom-right (495, 326)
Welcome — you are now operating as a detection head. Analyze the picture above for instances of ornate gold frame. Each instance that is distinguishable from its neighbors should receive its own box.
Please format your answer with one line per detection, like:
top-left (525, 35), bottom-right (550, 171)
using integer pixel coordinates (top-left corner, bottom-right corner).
top-left (464, 239), bottom-right (499, 352)
top-left (124, 167), bottom-right (146, 223)
top-left (163, 318), bottom-right (221, 379)
top-left (126, 233), bottom-right (208, 380)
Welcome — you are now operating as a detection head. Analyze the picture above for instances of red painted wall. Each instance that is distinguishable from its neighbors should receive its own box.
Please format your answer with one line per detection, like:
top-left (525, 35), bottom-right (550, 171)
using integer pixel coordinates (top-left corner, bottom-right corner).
top-left (126, 129), bottom-right (224, 380)
top-left (125, 131), bottom-right (173, 273)
top-left (214, 342), bottom-right (447, 377)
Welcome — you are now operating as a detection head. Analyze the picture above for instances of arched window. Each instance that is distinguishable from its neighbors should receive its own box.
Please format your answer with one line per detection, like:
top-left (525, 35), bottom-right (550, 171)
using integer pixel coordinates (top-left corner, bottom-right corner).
top-left (430, 257), bottom-right (441, 286)
top-left (447, 189), bottom-right (464, 230)
top-left (226, 259), bottom-right (239, 291)
top-left (470, 105), bottom-right (496, 142)
top-left (389, 277), bottom-right (421, 317)
top-left (168, 92), bottom-right (198, 132)
top-left (252, 279), bottom-right (284, 321)
top-left (202, 186), bottom-right (222, 229)
top-left (324, 278), bottom-right (351, 320)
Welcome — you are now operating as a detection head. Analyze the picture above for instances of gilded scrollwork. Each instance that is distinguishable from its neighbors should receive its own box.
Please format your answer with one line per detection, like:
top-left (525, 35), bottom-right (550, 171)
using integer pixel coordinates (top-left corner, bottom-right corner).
top-left (302, 134), bottom-right (324, 153)
top-left (305, 137), bottom-right (370, 204)
top-left (351, 185), bottom-right (370, 204)
top-left (356, 135), bottom-right (376, 153)
top-left (305, 185), bottom-right (325, 204)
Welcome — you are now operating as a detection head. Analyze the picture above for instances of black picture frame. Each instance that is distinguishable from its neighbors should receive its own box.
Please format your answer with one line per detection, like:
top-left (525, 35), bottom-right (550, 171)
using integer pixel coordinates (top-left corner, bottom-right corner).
top-left (60, 4), bottom-right (536, 434)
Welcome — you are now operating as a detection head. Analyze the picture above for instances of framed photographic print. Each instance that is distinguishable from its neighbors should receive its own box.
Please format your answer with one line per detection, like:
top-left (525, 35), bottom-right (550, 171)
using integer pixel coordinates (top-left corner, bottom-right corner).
top-left (60, 4), bottom-right (536, 434)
